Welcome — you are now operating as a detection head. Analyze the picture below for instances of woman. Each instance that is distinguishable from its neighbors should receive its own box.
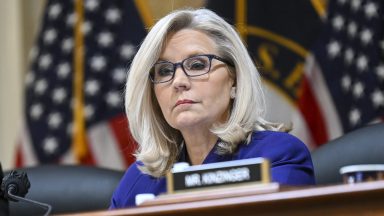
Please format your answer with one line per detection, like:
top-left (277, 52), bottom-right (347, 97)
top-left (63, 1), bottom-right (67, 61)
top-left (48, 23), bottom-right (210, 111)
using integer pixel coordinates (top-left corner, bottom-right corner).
top-left (110, 8), bottom-right (315, 208)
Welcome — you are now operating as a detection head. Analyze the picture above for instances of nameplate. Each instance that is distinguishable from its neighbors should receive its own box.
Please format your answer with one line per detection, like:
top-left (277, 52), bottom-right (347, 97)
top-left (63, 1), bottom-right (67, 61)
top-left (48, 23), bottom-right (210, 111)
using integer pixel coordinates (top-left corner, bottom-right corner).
top-left (167, 158), bottom-right (270, 193)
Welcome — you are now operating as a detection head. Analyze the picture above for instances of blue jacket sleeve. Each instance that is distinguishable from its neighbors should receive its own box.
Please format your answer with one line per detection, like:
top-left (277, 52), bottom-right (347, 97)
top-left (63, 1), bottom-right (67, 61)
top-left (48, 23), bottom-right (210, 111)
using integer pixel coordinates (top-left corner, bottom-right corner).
top-left (109, 162), bottom-right (143, 209)
top-left (109, 162), bottom-right (166, 209)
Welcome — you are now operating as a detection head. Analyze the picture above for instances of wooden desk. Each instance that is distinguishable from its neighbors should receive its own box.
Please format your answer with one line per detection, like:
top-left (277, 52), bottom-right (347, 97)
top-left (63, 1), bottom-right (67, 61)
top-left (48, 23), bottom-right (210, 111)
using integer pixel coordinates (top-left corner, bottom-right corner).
top-left (66, 181), bottom-right (384, 216)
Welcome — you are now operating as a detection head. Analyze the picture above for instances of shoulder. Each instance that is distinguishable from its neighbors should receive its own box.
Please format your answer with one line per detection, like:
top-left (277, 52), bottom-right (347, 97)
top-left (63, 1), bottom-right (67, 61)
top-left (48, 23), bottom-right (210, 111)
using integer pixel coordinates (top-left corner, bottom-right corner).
top-left (110, 162), bottom-right (166, 209)
top-left (236, 130), bottom-right (315, 185)
top-left (238, 130), bottom-right (310, 160)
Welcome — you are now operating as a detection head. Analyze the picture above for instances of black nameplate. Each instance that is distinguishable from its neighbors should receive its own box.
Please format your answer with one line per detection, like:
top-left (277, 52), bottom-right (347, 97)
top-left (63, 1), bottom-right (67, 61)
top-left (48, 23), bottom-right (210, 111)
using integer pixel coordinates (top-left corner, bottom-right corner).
top-left (167, 158), bottom-right (270, 193)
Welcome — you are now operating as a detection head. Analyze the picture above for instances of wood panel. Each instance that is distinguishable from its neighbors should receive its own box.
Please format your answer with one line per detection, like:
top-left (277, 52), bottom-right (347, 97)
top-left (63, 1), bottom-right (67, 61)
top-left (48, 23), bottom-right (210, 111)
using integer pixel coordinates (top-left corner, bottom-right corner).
top-left (62, 180), bottom-right (384, 216)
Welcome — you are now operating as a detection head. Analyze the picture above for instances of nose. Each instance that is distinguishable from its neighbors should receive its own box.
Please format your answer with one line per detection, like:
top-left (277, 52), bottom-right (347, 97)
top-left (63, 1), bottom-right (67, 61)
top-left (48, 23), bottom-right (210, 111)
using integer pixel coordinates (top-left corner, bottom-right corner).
top-left (172, 65), bottom-right (190, 90)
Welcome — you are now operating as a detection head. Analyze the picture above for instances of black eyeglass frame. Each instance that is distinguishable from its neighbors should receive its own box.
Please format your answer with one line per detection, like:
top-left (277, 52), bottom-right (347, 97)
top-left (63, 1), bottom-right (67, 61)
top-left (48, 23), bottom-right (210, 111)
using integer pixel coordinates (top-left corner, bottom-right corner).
top-left (149, 54), bottom-right (234, 84)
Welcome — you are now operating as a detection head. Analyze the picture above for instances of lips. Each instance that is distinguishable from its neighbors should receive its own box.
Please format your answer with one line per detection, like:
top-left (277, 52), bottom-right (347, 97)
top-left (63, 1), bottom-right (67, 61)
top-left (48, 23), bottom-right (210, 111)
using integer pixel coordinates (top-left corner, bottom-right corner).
top-left (175, 99), bottom-right (195, 107)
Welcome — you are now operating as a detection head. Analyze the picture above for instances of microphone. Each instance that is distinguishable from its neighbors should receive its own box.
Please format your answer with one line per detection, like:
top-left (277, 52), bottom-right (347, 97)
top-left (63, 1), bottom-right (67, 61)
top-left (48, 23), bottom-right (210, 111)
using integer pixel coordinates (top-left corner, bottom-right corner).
top-left (1, 170), bottom-right (52, 216)
top-left (0, 163), bottom-right (9, 216)
top-left (1, 171), bottom-right (30, 201)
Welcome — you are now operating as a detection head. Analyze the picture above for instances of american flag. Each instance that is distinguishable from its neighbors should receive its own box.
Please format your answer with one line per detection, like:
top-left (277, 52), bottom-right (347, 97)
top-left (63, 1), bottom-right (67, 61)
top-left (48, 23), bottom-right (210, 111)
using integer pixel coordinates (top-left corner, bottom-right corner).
top-left (16, 0), bottom-right (148, 169)
top-left (306, 0), bottom-right (384, 137)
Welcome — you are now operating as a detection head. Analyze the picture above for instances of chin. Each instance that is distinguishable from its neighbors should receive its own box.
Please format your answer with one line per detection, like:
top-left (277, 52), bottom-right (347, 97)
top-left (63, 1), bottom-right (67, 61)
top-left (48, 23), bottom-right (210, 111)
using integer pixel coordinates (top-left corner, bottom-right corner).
top-left (172, 118), bottom-right (204, 130)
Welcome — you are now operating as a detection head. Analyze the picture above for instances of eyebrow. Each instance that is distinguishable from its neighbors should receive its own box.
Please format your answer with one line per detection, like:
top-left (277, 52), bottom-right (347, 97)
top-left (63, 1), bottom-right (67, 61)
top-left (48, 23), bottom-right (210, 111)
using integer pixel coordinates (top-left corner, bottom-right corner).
top-left (157, 52), bottom-right (210, 63)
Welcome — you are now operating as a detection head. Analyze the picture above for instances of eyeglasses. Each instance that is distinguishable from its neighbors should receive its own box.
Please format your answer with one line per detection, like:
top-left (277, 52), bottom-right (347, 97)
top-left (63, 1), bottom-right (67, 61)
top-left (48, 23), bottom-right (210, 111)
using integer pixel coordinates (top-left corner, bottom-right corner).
top-left (149, 54), bottom-right (233, 84)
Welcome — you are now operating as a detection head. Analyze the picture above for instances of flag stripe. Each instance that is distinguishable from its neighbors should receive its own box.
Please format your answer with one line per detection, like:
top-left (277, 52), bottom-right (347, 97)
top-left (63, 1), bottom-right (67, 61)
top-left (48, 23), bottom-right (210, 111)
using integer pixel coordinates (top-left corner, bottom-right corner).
top-left (88, 123), bottom-right (125, 170)
top-left (16, 123), bottom-right (38, 166)
top-left (304, 55), bottom-right (343, 140)
top-left (108, 115), bottom-right (137, 167)
top-left (289, 106), bottom-right (316, 150)
top-left (298, 76), bottom-right (328, 146)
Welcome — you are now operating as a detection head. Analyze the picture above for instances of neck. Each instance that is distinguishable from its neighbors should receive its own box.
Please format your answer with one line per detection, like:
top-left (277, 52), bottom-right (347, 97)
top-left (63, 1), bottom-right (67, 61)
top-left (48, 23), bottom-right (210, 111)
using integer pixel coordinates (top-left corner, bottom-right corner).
top-left (181, 129), bottom-right (218, 165)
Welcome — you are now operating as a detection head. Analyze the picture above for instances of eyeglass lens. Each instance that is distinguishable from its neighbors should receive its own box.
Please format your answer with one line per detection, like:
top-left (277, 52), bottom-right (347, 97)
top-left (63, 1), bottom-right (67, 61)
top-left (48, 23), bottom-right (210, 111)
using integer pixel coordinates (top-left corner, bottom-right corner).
top-left (152, 55), bottom-right (211, 83)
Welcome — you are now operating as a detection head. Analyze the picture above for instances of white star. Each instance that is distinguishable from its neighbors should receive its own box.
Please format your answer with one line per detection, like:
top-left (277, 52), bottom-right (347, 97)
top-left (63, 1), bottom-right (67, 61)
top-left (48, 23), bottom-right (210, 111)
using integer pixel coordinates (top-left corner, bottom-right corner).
top-left (28, 46), bottom-right (39, 62)
top-left (332, 15), bottom-right (344, 31)
top-left (35, 79), bottom-right (48, 94)
top-left (349, 108), bottom-right (361, 126)
top-left (364, 2), bottom-right (378, 19)
top-left (356, 54), bottom-right (368, 71)
top-left (43, 28), bottom-right (57, 44)
top-left (337, 0), bottom-right (347, 5)
top-left (52, 88), bottom-right (67, 104)
top-left (352, 82), bottom-right (364, 98)
top-left (360, 28), bottom-right (373, 45)
top-left (85, 0), bottom-right (99, 11)
top-left (380, 40), bottom-right (384, 50)
top-left (376, 64), bottom-right (384, 80)
top-left (113, 68), bottom-right (126, 83)
top-left (25, 72), bottom-right (35, 86)
top-left (97, 31), bottom-right (114, 47)
top-left (48, 3), bottom-right (62, 19)
top-left (66, 13), bottom-right (76, 27)
top-left (105, 8), bottom-right (121, 23)
top-left (120, 44), bottom-right (135, 59)
top-left (347, 22), bottom-right (358, 38)
top-left (90, 55), bottom-right (107, 71)
top-left (57, 62), bottom-right (71, 78)
top-left (38, 54), bottom-right (52, 70)
top-left (48, 112), bottom-right (62, 129)
top-left (371, 89), bottom-right (384, 108)
top-left (30, 103), bottom-right (44, 120)
top-left (341, 75), bottom-right (351, 91)
top-left (85, 80), bottom-right (100, 95)
top-left (106, 92), bottom-right (121, 107)
top-left (351, 0), bottom-right (361, 11)
top-left (344, 48), bottom-right (354, 65)
top-left (84, 104), bottom-right (95, 119)
top-left (327, 40), bottom-right (341, 58)
top-left (43, 137), bottom-right (58, 154)
top-left (81, 21), bottom-right (93, 35)
top-left (62, 38), bottom-right (73, 53)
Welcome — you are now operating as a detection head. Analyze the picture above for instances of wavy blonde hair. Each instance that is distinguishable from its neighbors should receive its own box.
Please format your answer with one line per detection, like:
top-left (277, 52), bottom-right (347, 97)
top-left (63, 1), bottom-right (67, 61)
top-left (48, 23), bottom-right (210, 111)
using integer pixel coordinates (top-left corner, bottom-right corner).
top-left (125, 8), bottom-right (287, 177)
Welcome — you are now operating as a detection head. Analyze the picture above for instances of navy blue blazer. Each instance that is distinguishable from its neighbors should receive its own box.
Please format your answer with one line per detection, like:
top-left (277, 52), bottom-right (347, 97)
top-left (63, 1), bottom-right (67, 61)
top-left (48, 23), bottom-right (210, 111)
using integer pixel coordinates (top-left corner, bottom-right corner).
top-left (110, 131), bottom-right (315, 209)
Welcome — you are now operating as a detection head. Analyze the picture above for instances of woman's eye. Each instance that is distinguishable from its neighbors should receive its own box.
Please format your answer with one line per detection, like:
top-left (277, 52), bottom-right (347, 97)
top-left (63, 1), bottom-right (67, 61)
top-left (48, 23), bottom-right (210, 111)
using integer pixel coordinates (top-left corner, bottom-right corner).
top-left (158, 68), bottom-right (173, 76)
top-left (188, 60), bottom-right (207, 70)
top-left (156, 65), bottom-right (173, 76)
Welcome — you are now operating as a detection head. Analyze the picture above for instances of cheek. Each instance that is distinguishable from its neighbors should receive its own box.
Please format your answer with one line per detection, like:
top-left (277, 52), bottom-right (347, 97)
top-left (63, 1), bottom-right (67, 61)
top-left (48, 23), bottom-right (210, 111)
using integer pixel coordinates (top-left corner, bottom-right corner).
top-left (154, 88), bottom-right (166, 110)
top-left (209, 76), bottom-right (233, 99)
top-left (204, 82), bottom-right (232, 109)
top-left (154, 88), bottom-right (169, 115)
top-left (210, 78), bottom-right (233, 112)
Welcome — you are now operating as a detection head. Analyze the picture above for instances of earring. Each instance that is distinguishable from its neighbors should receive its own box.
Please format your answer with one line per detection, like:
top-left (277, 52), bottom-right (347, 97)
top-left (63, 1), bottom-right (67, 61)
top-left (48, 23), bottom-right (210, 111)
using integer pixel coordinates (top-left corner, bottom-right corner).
top-left (230, 87), bottom-right (236, 99)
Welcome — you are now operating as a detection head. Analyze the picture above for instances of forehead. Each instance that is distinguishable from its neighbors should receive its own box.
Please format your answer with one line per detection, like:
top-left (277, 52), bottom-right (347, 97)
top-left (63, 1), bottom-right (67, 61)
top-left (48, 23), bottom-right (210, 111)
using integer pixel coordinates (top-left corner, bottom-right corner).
top-left (160, 29), bottom-right (217, 60)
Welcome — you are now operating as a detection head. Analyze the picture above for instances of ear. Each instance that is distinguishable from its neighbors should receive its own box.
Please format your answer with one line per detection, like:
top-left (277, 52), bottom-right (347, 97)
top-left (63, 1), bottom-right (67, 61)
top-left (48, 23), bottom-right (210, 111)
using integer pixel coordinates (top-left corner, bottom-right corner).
top-left (230, 86), bottom-right (236, 99)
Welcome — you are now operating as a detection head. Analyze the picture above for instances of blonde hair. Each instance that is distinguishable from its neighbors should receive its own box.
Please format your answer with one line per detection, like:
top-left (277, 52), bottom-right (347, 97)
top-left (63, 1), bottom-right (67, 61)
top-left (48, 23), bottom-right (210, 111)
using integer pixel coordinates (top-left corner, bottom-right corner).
top-left (125, 8), bottom-right (287, 177)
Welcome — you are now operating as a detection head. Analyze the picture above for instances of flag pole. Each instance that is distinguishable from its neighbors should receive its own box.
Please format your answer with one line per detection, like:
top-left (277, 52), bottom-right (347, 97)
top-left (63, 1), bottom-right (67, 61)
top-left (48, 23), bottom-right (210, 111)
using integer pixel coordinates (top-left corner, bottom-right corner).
top-left (134, 0), bottom-right (155, 28)
top-left (73, 0), bottom-right (87, 163)
top-left (235, 0), bottom-right (247, 43)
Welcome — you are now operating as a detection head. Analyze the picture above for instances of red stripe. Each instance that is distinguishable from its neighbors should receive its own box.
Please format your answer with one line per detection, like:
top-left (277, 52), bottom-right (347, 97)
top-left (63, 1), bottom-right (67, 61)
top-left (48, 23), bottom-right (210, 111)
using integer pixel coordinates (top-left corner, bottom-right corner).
top-left (15, 144), bottom-right (24, 168)
top-left (297, 77), bottom-right (328, 147)
top-left (109, 114), bottom-right (137, 167)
